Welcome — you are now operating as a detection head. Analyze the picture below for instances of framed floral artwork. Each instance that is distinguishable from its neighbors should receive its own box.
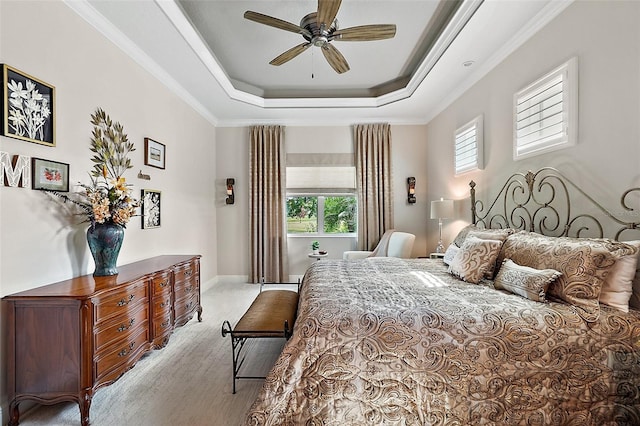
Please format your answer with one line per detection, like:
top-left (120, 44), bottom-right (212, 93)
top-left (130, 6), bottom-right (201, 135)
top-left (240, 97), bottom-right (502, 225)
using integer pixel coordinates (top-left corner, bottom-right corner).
top-left (1, 64), bottom-right (55, 146)
top-left (144, 138), bottom-right (165, 169)
top-left (141, 189), bottom-right (161, 229)
top-left (31, 158), bottom-right (69, 191)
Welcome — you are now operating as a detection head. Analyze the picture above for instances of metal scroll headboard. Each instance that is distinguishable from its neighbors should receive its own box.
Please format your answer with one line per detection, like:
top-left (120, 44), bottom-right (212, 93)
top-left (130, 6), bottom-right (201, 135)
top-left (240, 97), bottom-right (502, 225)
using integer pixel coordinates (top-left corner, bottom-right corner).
top-left (470, 167), bottom-right (640, 241)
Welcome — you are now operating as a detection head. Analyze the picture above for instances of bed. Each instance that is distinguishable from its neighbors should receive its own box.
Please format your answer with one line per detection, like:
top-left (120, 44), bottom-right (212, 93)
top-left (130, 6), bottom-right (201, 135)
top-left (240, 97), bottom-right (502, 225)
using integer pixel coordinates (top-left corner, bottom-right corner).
top-left (246, 168), bottom-right (640, 425)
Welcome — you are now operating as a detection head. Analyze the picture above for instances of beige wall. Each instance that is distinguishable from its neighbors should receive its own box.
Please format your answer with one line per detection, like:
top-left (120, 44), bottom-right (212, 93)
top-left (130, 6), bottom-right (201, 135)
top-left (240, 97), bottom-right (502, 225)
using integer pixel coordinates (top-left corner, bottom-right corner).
top-left (215, 124), bottom-right (429, 278)
top-left (0, 2), bottom-right (218, 418)
top-left (0, 1), bottom-right (218, 294)
top-left (425, 0), bottom-right (640, 249)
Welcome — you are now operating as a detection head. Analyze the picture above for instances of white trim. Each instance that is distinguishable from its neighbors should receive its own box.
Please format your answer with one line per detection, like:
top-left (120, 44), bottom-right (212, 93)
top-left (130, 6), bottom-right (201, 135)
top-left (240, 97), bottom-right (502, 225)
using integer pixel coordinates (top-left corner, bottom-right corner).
top-left (157, 0), bottom-right (482, 110)
top-left (63, 0), bottom-right (218, 126)
top-left (424, 0), bottom-right (575, 124)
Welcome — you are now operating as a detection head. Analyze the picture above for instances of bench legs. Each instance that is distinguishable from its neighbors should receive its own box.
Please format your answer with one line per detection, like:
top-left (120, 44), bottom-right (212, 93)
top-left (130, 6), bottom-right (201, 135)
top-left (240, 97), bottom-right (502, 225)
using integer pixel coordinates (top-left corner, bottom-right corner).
top-left (221, 319), bottom-right (292, 394)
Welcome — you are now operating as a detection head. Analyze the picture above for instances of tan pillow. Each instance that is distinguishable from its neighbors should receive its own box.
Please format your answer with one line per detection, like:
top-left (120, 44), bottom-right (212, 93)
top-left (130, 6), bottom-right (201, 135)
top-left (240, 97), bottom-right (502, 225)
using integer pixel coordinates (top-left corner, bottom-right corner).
top-left (494, 259), bottom-right (561, 302)
top-left (499, 231), bottom-right (636, 322)
top-left (466, 229), bottom-right (514, 278)
top-left (600, 240), bottom-right (640, 313)
top-left (452, 224), bottom-right (476, 248)
top-left (442, 244), bottom-right (459, 266)
top-left (467, 228), bottom-right (512, 242)
top-left (448, 235), bottom-right (503, 284)
top-left (453, 224), bottom-right (514, 247)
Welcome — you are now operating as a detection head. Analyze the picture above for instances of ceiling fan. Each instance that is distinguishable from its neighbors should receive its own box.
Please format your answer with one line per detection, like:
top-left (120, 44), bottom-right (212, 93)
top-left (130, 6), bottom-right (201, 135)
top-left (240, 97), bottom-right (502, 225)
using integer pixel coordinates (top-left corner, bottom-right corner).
top-left (244, 0), bottom-right (396, 74)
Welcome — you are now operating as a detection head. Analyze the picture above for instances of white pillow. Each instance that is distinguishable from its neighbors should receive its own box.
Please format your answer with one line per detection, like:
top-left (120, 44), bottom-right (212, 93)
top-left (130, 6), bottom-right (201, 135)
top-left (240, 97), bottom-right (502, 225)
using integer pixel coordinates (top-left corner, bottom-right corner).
top-left (606, 240), bottom-right (640, 312)
top-left (442, 244), bottom-right (459, 266)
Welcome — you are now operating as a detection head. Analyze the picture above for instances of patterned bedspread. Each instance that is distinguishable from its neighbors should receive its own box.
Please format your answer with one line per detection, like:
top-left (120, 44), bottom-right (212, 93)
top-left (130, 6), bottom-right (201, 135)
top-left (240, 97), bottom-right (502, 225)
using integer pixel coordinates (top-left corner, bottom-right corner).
top-left (246, 258), bottom-right (640, 425)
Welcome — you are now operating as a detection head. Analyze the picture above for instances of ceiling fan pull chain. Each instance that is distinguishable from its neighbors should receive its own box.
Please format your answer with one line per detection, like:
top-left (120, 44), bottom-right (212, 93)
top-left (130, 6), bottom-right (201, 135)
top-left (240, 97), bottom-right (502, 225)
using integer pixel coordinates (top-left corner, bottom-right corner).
top-left (311, 49), bottom-right (315, 79)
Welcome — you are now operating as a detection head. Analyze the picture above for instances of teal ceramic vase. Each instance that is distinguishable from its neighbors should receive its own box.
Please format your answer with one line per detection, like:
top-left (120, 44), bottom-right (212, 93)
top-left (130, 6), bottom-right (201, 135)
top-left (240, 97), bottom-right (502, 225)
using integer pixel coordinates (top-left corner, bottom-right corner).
top-left (87, 222), bottom-right (125, 276)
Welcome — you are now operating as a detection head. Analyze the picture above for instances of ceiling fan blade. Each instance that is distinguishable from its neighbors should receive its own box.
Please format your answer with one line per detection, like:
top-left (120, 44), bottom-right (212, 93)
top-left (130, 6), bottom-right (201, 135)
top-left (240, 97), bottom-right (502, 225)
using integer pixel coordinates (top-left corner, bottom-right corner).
top-left (317, 0), bottom-right (342, 28)
top-left (332, 24), bottom-right (397, 41)
top-left (244, 11), bottom-right (310, 37)
top-left (270, 43), bottom-right (312, 66)
top-left (321, 43), bottom-right (350, 74)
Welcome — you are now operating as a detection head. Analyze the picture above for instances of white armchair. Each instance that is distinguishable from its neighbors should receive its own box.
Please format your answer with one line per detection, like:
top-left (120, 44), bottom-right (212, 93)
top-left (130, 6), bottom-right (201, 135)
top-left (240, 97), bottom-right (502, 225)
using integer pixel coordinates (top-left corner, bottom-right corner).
top-left (343, 231), bottom-right (415, 260)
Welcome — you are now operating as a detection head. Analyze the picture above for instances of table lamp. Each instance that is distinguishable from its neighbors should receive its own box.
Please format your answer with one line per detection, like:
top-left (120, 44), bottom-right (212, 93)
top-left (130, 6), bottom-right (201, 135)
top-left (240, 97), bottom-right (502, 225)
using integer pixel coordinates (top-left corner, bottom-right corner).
top-left (430, 198), bottom-right (454, 253)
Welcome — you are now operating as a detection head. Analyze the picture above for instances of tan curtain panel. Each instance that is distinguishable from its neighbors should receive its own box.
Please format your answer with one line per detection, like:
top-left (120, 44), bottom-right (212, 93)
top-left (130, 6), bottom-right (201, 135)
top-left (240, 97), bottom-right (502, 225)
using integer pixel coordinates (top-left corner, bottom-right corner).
top-left (249, 125), bottom-right (289, 283)
top-left (354, 123), bottom-right (394, 251)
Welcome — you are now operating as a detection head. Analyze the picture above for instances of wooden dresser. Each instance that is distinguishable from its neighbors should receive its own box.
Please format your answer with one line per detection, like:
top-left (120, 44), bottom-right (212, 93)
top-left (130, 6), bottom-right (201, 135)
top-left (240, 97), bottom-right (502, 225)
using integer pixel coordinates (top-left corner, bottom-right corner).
top-left (3, 255), bottom-right (201, 426)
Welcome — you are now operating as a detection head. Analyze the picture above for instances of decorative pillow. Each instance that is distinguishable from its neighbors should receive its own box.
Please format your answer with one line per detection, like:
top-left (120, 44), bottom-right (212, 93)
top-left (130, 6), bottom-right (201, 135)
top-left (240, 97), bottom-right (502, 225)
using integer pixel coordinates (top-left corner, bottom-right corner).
top-left (494, 259), bottom-right (561, 302)
top-left (448, 235), bottom-right (503, 284)
top-left (453, 225), bottom-right (515, 247)
top-left (498, 231), bottom-right (637, 322)
top-left (442, 244), bottom-right (459, 266)
top-left (452, 224), bottom-right (476, 248)
top-left (466, 229), bottom-right (514, 278)
top-left (599, 240), bottom-right (640, 313)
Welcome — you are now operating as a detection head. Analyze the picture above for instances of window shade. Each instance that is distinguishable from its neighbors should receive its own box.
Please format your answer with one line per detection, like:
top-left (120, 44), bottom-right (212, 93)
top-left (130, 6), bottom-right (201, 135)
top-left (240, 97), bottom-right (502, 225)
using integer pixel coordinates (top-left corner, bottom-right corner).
top-left (286, 166), bottom-right (356, 193)
top-left (286, 153), bottom-right (355, 193)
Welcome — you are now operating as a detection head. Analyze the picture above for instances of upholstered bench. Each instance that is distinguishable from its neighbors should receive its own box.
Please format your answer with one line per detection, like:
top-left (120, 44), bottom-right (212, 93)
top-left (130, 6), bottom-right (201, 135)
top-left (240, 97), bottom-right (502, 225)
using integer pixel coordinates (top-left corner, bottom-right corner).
top-left (221, 284), bottom-right (299, 393)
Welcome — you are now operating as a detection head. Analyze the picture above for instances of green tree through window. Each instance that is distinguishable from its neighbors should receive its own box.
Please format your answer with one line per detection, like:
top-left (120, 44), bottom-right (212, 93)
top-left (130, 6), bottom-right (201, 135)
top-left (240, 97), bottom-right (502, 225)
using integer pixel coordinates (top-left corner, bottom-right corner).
top-left (286, 195), bottom-right (356, 234)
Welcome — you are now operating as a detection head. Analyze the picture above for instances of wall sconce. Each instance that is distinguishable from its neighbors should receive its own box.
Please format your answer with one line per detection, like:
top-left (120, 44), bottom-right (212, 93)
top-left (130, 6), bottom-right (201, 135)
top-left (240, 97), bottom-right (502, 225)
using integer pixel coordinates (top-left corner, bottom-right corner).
top-left (226, 178), bottom-right (235, 205)
top-left (407, 177), bottom-right (416, 204)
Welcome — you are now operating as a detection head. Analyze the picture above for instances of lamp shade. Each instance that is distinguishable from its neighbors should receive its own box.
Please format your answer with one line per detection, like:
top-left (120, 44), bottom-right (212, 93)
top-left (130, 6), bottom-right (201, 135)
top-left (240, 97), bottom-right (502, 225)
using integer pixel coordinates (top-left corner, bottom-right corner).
top-left (430, 199), bottom-right (454, 219)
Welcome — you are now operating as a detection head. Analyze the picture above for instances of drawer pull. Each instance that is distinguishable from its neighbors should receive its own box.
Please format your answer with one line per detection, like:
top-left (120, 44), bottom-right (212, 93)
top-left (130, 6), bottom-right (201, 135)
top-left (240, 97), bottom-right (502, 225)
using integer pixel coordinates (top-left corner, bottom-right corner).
top-left (160, 301), bottom-right (168, 308)
top-left (118, 342), bottom-right (135, 357)
top-left (185, 285), bottom-right (192, 293)
top-left (117, 319), bottom-right (135, 332)
top-left (186, 302), bottom-right (193, 310)
top-left (116, 295), bottom-right (135, 307)
top-left (184, 269), bottom-right (193, 277)
top-left (160, 279), bottom-right (169, 288)
top-left (161, 320), bottom-right (170, 328)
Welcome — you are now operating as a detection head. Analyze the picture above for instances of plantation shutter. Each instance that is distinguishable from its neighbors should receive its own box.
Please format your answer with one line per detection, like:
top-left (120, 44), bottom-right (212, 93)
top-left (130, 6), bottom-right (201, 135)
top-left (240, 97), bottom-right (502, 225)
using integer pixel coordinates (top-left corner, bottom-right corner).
top-left (513, 57), bottom-right (577, 159)
top-left (454, 115), bottom-right (483, 176)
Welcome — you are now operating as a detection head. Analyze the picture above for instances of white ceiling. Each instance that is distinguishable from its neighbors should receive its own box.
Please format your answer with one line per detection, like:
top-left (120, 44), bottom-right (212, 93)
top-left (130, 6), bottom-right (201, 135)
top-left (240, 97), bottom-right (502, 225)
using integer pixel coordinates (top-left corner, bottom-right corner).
top-left (66, 0), bottom-right (572, 127)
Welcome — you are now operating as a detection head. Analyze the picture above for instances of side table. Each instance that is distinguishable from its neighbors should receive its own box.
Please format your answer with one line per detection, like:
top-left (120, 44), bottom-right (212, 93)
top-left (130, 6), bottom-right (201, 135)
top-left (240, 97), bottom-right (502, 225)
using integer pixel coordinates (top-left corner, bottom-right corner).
top-left (308, 253), bottom-right (328, 261)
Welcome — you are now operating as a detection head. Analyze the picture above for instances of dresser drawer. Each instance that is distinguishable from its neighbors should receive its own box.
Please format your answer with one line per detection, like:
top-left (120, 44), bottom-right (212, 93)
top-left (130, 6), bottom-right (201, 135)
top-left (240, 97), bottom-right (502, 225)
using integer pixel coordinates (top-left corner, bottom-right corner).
top-left (152, 312), bottom-right (172, 338)
top-left (174, 261), bottom-right (199, 284)
top-left (174, 277), bottom-right (199, 302)
top-left (151, 272), bottom-right (172, 296)
top-left (93, 280), bottom-right (148, 325)
top-left (94, 304), bottom-right (149, 354)
top-left (174, 292), bottom-right (198, 323)
top-left (152, 294), bottom-right (172, 318)
top-left (94, 327), bottom-right (149, 383)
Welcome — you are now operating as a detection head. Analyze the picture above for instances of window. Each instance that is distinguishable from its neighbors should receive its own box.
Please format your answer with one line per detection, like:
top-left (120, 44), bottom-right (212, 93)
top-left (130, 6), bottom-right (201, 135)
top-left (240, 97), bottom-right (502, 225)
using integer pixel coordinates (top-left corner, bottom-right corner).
top-left (285, 153), bottom-right (357, 235)
top-left (454, 115), bottom-right (483, 176)
top-left (513, 57), bottom-right (578, 160)
top-left (286, 195), bottom-right (357, 234)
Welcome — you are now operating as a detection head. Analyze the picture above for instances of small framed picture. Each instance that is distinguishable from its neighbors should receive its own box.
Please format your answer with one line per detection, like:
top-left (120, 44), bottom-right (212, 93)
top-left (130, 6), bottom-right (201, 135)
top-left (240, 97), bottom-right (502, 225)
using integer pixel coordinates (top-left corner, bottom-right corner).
top-left (31, 158), bottom-right (69, 191)
top-left (144, 138), bottom-right (165, 169)
top-left (2, 64), bottom-right (55, 146)
top-left (141, 189), bottom-right (161, 229)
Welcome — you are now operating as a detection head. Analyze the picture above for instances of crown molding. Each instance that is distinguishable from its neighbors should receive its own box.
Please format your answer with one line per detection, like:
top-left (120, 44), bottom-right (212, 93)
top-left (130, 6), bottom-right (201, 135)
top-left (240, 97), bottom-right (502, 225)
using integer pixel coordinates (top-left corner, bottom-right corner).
top-left (424, 0), bottom-right (574, 124)
top-left (63, 0), bottom-right (219, 127)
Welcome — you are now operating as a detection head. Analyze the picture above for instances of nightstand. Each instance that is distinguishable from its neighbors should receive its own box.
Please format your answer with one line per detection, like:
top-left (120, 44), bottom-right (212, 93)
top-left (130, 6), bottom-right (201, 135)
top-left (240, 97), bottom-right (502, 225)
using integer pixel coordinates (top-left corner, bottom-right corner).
top-left (308, 253), bottom-right (328, 261)
top-left (429, 252), bottom-right (445, 259)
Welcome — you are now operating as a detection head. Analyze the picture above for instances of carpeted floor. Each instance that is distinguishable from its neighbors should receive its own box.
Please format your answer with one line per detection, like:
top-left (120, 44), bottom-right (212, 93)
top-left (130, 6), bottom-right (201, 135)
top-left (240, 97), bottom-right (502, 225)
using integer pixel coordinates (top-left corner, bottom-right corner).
top-left (16, 281), bottom-right (286, 426)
